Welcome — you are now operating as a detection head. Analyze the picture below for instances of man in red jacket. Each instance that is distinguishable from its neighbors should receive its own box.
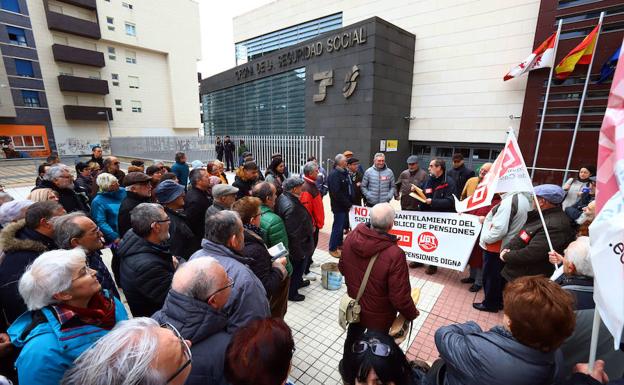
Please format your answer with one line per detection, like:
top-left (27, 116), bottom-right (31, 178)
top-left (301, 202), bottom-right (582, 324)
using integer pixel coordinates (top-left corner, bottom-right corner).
top-left (338, 203), bottom-right (419, 373)
top-left (299, 161), bottom-right (324, 281)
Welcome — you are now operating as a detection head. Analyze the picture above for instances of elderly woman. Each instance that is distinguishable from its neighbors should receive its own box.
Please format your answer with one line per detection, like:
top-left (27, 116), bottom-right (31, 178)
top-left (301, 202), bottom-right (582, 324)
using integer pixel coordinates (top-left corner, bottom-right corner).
top-left (91, 173), bottom-right (126, 245)
top-left (7, 248), bottom-right (128, 385)
top-left (27, 188), bottom-right (59, 202)
top-left (0, 200), bottom-right (33, 229)
top-left (210, 160), bottom-right (228, 185)
top-left (549, 236), bottom-right (594, 310)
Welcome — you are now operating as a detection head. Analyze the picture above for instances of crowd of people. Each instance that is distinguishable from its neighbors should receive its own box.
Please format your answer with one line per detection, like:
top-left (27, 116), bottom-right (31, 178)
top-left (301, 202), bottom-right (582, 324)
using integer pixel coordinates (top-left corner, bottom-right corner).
top-left (0, 144), bottom-right (620, 385)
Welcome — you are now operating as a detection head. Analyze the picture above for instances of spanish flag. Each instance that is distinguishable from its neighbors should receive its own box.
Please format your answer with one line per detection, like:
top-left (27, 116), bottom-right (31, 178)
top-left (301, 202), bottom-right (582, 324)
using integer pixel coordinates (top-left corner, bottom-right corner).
top-left (555, 25), bottom-right (600, 80)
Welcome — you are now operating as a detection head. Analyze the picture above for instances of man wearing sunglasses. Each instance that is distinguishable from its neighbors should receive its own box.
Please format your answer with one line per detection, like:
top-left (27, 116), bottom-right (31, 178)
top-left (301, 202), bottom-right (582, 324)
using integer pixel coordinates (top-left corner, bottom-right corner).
top-left (153, 257), bottom-right (232, 385)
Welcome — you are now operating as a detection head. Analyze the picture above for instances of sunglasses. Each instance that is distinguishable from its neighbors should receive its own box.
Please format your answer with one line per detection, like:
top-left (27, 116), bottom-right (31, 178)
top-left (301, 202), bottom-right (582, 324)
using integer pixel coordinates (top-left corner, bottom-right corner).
top-left (160, 323), bottom-right (192, 383)
top-left (352, 339), bottom-right (392, 357)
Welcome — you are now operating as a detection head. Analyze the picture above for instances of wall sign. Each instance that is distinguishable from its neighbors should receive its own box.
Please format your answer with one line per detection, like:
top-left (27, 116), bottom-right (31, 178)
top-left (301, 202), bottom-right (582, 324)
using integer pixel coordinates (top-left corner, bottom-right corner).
top-left (343, 65), bottom-right (359, 98)
top-left (313, 70), bottom-right (333, 102)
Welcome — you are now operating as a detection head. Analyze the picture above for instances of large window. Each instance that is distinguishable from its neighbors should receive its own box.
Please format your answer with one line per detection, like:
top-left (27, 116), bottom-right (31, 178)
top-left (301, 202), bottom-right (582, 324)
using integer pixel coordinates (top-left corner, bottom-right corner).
top-left (21, 90), bottom-right (41, 107)
top-left (202, 68), bottom-right (305, 136)
top-left (14, 59), bottom-right (34, 77)
top-left (1, 0), bottom-right (20, 13)
top-left (125, 22), bottom-right (136, 36)
top-left (234, 13), bottom-right (342, 65)
top-left (7, 26), bottom-right (27, 46)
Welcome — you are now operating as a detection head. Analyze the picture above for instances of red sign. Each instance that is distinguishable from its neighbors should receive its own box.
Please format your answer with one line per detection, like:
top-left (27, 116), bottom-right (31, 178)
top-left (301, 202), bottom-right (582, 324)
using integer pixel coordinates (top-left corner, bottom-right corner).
top-left (389, 229), bottom-right (413, 247)
top-left (417, 232), bottom-right (438, 252)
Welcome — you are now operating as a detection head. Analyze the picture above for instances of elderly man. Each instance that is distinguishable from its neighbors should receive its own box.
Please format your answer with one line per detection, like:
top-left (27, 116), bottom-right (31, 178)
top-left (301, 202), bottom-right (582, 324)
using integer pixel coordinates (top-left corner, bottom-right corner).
top-left (206, 184), bottom-right (239, 218)
top-left (549, 236), bottom-right (594, 310)
top-left (447, 152), bottom-right (475, 198)
top-left (153, 258), bottom-right (232, 385)
top-left (100, 156), bottom-right (125, 186)
top-left (501, 184), bottom-right (575, 283)
top-left (0, 201), bottom-right (65, 326)
top-left (53, 212), bottom-right (119, 298)
top-left (347, 158), bottom-right (364, 206)
top-left (461, 163), bottom-right (492, 200)
top-left (190, 210), bottom-right (270, 331)
top-left (117, 203), bottom-right (176, 317)
top-left (118, 172), bottom-right (153, 238)
top-left (339, 203), bottom-right (418, 365)
top-left (328, 154), bottom-right (353, 258)
top-left (62, 317), bottom-right (192, 385)
top-left (275, 177), bottom-right (315, 302)
top-left (300, 161), bottom-right (324, 278)
top-left (32, 164), bottom-right (89, 213)
top-left (184, 168), bottom-right (213, 239)
top-left (396, 155), bottom-right (427, 210)
top-left (361, 153), bottom-right (395, 207)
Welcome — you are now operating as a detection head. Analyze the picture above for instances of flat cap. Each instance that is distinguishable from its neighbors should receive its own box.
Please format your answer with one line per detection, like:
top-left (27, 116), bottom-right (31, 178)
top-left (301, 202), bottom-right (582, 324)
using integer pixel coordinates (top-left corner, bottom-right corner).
top-left (212, 184), bottom-right (239, 198)
top-left (534, 184), bottom-right (566, 204)
top-left (407, 155), bottom-right (419, 164)
top-left (123, 172), bottom-right (152, 186)
top-left (347, 158), bottom-right (360, 165)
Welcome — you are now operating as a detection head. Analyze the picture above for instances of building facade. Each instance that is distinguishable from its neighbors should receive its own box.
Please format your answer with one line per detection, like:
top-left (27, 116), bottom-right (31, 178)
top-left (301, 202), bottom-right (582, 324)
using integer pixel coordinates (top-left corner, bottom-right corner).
top-left (0, 0), bottom-right (200, 158)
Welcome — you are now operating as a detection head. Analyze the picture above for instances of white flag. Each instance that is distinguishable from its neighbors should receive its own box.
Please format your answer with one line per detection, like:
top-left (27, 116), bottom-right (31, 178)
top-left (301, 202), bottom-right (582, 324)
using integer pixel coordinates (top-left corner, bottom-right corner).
top-left (504, 32), bottom-right (557, 81)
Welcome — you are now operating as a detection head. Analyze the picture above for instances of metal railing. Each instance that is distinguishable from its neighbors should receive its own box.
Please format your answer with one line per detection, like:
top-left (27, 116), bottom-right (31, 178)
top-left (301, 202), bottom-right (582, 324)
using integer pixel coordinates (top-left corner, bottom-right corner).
top-left (110, 135), bottom-right (324, 171)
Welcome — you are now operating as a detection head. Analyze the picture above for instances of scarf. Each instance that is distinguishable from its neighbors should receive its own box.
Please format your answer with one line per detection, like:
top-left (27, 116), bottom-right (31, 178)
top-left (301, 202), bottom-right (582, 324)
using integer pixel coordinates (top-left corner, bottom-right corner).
top-left (244, 223), bottom-right (264, 238)
top-left (54, 292), bottom-right (116, 330)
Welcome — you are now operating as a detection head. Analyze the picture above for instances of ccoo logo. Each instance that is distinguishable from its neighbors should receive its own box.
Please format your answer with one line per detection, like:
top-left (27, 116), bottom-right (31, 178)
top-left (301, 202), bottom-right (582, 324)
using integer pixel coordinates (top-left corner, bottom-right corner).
top-left (417, 232), bottom-right (438, 252)
top-left (389, 229), bottom-right (413, 247)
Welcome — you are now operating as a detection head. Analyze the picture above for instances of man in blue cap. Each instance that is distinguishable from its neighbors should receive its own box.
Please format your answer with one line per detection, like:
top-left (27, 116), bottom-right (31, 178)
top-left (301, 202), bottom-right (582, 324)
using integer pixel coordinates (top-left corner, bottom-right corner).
top-left (499, 184), bottom-right (575, 283)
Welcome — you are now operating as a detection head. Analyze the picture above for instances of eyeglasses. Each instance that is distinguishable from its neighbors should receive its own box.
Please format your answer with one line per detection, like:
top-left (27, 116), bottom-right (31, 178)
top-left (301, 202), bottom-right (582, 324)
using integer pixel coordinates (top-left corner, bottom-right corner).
top-left (153, 218), bottom-right (171, 225)
top-left (160, 323), bottom-right (192, 383)
top-left (252, 212), bottom-right (262, 219)
top-left (71, 263), bottom-right (93, 282)
top-left (352, 339), bottom-right (392, 357)
top-left (205, 277), bottom-right (234, 300)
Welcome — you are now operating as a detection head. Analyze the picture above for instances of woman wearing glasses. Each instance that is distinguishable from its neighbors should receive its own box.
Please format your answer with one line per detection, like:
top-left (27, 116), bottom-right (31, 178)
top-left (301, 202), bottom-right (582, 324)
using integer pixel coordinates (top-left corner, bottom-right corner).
top-left (7, 248), bottom-right (128, 385)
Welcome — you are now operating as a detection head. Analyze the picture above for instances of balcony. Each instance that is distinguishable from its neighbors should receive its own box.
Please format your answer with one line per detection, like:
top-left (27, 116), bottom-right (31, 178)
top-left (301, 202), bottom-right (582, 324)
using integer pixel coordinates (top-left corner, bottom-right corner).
top-left (63, 106), bottom-right (113, 121)
top-left (45, 11), bottom-right (100, 39)
top-left (52, 44), bottom-right (105, 67)
top-left (55, 0), bottom-right (96, 10)
top-left (58, 75), bottom-right (109, 95)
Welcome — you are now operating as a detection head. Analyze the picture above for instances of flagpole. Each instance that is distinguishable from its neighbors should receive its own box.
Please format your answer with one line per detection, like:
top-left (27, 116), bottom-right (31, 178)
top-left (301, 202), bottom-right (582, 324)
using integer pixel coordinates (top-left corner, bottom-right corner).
top-left (531, 20), bottom-right (563, 180)
top-left (532, 193), bottom-right (555, 252)
top-left (588, 308), bottom-right (602, 371)
top-left (563, 12), bottom-right (605, 183)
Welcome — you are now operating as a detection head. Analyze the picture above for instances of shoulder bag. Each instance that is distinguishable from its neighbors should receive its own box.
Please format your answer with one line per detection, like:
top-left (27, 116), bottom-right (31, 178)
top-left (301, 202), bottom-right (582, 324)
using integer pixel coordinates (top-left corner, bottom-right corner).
top-left (338, 253), bottom-right (378, 331)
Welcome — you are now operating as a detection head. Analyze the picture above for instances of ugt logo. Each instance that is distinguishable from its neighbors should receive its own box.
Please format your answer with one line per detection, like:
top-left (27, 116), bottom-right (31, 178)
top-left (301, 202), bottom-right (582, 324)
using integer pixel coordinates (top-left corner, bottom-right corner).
top-left (389, 229), bottom-right (413, 247)
top-left (417, 232), bottom-right (438, 252)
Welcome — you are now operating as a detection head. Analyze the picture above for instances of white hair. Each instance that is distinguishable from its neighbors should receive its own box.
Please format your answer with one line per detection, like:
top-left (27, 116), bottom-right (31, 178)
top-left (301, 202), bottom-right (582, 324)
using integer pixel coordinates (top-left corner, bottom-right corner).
top-left (96, 172), bottom-right (119, 192)
top-left (374, 152), bottom-right (385, 160)
top-left (172, 257), bottom-right (220, 301)
top-left (334, 154), bottom-right (346, 163)
top-left (0, 199), bottom-right (33, 226)
top-left (19, 248), bottom-right (86, 310)
top-left (565, 236), bottom-right (593, 277)
top-left (370, 203), bottom-right (395, 232)
top-left (62, 317), bottom-right (166, 385)
top-left (44, 164), bottom-right (71, 181)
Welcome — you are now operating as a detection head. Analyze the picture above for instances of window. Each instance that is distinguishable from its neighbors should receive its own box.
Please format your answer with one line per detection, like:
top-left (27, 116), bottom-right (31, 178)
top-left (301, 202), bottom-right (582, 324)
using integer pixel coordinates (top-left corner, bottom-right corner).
top-left (111, 73), bottom-right (119, 86)
top-left (128, 75), bottom-right (139, 89)
top-left (58, 66), bottom-right (73, 76)
top-left (107, 16), bottom-right (115, 31)
top-left (21, 90), bottom-right (41, 107)
top-left (1, 0), bottom-right (20, 13)
top-left (122, 2), bottom-right (133, 9)
top-left (14, 59), bottom-right (34, 77)
top-left (131, 100), bottom-right (141, 113)
top-left (115, 99), bottom-right (122, 111)
top-left (11, 135), bottom-right (45, 150)
top-left (7, 26), bottom-right (27, 46)
top-left (125, 50), bottom-right (136, 64)
top-left (107, 46), bottom-right (116, 60)
top-left (125, 22), bottom-right (136, 36)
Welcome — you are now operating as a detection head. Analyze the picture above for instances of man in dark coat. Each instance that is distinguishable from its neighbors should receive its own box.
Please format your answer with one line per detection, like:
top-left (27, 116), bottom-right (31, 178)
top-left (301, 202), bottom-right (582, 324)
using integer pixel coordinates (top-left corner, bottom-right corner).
top-left (327, 154), bottom-right (352, 258)
top-left (396, 155), bottom-right (427, 210)
top-left (117, 203), bottom-right (176, 317)
top-left (347, 157), bottom-right (364, 206)
top-left (152, 258), bottom-right (231, 385)
top-left (275, 177), bottom-right (315, 302)
top-left (215, 137), bottom-right (224, 162)
top-left (446, 153), bottom-right (475, 199)
top-left (117, 172), bottom-right (152, 238)
top-left (32, 164), bottom-right (89, 214)
top-left (89, 145), bottom-right (104, 168)
top-left (184, 168), bottom-right (213, 239)
top-left (223, 135), bottom-right (235, 171)
top-left (501, 184), bottom-right (575, 282)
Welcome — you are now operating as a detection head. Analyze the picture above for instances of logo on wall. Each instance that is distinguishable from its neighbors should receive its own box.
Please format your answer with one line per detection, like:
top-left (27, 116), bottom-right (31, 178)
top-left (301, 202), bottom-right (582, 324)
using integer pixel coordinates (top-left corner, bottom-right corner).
top-left (343, 65), bottom-right (360, 98)
top-left (417, 232), bottom-right (438, 252)
top-left (313, 70), bottom-right (333, 102)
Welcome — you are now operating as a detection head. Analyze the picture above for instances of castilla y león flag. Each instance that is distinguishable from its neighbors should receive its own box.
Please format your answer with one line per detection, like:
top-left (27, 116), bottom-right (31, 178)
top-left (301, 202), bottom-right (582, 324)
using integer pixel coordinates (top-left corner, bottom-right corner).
top-left (504, 32), bottom-right (557, 81)
top-left (555, 24), bottom-right (600, 80)
top-left (588, 39), bottom-right (624, 349)
top-left (454, 131), bottom-right (533, 213)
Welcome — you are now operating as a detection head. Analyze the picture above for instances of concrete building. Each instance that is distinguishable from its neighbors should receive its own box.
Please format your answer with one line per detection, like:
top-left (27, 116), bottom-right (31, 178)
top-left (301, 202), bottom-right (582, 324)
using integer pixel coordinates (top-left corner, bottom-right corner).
top-left (0, 0), bottom-right (201, 158)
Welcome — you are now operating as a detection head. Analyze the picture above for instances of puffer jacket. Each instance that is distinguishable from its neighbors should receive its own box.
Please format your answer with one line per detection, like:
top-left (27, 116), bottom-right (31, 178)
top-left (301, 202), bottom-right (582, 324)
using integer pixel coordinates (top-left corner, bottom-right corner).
top-left (300, 176), bottom-right (324, 229)
top-left (242, 228), bottom-right (285, 299)
top-left (396, 168), bottom-right (427, 210)
top-left (436, 321), bottom-right (565, 385)
top-left (259, 204), bottom-right (292, 275)
top-left (274, 192), bottom-right (315, 263)
top-left (479, 192), bottom-right (532, 250)
top-left (118, 191), bottom-right (151, 238)
top-left (361, 165), bottom-right (396, 205)
top-left (117, 230), bottom-right (175, 317)
top-left (91, 189), bottom-right (126, 243)
top-left (32, 180), bottom-right (89, 214)
top-left (338, 223), bottom-right (418, 331)
top-left (7, 291), bottom-right (127, 385)
top-left (502, 207), bottom-right (575, 282)
top-left (165, 207), bottom-right (201, 260)
top-left (152, 290), bottom-right (230, 385)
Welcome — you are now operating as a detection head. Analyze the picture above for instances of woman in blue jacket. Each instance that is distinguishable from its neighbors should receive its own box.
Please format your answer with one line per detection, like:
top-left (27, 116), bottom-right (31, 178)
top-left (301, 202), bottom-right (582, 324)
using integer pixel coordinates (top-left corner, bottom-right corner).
top-left (91, 173), bottom-right (126, 245)
top-left (8, 248), bottom-right (128, 385)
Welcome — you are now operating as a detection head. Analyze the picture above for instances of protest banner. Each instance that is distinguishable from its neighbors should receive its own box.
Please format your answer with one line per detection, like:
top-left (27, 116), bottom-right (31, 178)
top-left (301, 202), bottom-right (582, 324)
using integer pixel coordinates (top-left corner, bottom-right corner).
top-left (349, 206), bottom-right (482, 271)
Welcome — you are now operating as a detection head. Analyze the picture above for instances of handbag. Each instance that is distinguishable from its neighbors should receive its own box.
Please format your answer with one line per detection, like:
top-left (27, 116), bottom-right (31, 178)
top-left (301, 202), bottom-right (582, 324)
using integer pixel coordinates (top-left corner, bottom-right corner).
top-left (338, 253), bottom-right (379, 331)
top-left (389, 287), bottom-right (420, 344)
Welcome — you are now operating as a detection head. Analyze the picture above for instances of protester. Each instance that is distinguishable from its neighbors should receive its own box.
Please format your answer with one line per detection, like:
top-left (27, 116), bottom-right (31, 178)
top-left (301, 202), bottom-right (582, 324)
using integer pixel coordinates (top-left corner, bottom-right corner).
top-left (216, 136), bottom-right (224, 162)
top-left (433, 276), bottom-right (575, 385)
top-left (396, 155), bottom-right (427, 210)
top-left (339, 203), bottom-right (419, 361)
top-left (35, 162), bottom-right (50, 187)
top-left (576, 200), bottom-right (596, 237)
top-left (224, 318), bottom-right (295, 385)
top-left (184, 167), bottom-right (213, 240)
top-left (549, 236), bottom-right (594, 310)
top-left (170, 151), bottom-right (190, 189)
top-left (252, 182), bottom-right (292, 317)
top-left (117, 171), bottom-right (152, 237)
top-left (146, 164), bottom-right (164, 194)
top-left (306, 156), bottom-right (327, 196)
top-left (74, 161), bottom-right (93, 198)
top-left (89, 145), bottom-right (104, 168)
top-left (224, 135), bottom-right (235, 171)
top-left (152, 258), bottom-right (231, 385)
top-left (447, 152), bottom-right (475, 198)
top-left (190, 210), bottom-right (270, 331)
top-left (0, 201), bottom-right (64, 326)
top-left (461, 162), bottom-right (492, 200)
top-left (300, 161), bottom-right (324, 279)
top-left (160, 171), bottom-right (179, 183)
top-left (473, 191), bottom-right (531, 312)
top-left (500, 184), bottom-right (575, 282)
top-left (204, 185), bottom-right (237, 219)
top-left (61, 317), bottom-right (191, 385)
top-left (233, 161), bottom-right (260, 199)
top-left (100, 156), bottom-right (125, 186)
top-left (33, 164), bottom-right (89, 213)
top-left (566, 177), bottom-right (596, 221)
top-left (118, 203), bottom-right (176, 316)
top-left (237, 139), bottom-right (248, 166)
top-left (265, 157), bottom-right (286, 196)
top-left (361, 153), bottom-right (395, 206)
top-left (7, 248), bottom-right (128, 385)
top-left (344, 150), bottom-right (365, 174)
top-left (91, 173), bottom-right (126, 245)
top-left (27, 187), bottom-right (59, 203)
top-left (155, 179), bottom-right (201, 260)
top-left (328, 154), bottom-right (353, 258)
top-left (0, 200), bottom-right (33, 228)
top-left (563, 165), bottom-right (596, 210)
top-left (347, 157), bottom-right (364, 206)
top-left (275, 177), bottom-right (315, 302)
top-left (130, 159), bottom-right (145, 172)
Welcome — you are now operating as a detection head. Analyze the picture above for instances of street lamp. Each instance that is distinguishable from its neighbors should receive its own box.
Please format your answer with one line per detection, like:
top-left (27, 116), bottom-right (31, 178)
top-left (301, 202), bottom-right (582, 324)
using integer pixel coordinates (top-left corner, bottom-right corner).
top-left (97, 110), bottom-right (112, 139)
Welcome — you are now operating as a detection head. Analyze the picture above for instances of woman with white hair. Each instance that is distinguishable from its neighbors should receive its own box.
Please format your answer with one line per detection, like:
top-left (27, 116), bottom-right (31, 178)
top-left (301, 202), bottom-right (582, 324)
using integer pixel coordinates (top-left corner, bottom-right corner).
top-left (0, 200), bottom-right (33, 229)
top-left (7, 248), bottom-right (128, 385)
top-left (90, 172), bottom-right (126, 245)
